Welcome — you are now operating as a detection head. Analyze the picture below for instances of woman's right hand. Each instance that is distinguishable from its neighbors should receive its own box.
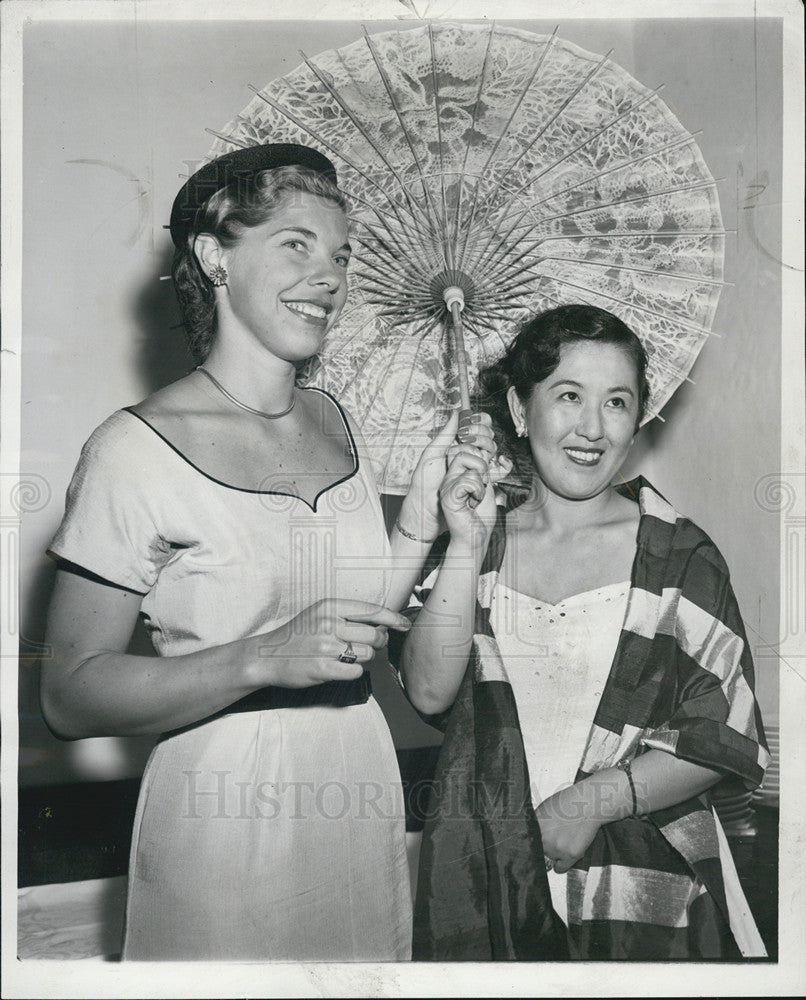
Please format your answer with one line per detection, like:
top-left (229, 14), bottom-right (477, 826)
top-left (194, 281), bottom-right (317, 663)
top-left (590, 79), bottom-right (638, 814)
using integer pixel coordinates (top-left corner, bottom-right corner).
top-left (438, 445), bottom-right (497, 548)
top-left (254, 599), bottom-right (411, 689)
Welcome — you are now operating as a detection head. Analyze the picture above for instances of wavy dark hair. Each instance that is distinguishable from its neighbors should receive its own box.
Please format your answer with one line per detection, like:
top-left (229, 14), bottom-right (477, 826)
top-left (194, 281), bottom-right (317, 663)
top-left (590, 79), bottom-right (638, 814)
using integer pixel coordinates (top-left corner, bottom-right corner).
top-left (171, 165), bottom-right (347, 364)
top-left (475, 304), bottom-right (650, 482)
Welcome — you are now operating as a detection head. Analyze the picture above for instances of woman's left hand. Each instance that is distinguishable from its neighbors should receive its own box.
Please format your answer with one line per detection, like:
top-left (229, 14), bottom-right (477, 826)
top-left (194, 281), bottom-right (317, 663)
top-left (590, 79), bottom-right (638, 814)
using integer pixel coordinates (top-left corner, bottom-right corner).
top-left (535, 787), bottom-right (604, 875)
top-left (400, 409), bottom-right (497, 542)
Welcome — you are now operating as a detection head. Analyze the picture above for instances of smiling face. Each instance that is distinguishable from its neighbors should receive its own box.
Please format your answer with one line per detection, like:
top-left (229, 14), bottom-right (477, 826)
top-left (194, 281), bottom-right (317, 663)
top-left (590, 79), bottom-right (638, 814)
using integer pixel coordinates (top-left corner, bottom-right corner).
top-left (508, 340), bottom-right (640, 501)
top-left (219, 192), bottom-right (350, 362)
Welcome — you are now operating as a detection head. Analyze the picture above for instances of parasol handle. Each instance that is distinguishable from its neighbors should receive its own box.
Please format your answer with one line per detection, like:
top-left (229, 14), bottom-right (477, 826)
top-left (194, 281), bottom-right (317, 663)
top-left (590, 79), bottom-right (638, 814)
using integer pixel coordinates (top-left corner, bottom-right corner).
top-left (444, 287), bottom-right (479, 509)
top-left (444, 287), bottom-right (471, 414)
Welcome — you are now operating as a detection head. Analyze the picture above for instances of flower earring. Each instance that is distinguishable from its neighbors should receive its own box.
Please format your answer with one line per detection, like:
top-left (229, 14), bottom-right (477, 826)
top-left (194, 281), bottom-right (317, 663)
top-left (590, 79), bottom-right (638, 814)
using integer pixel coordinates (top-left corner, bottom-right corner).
top-left (517, 425), bottom-right (528, 438)
top-left (209, 264), bottom-right (228, 286)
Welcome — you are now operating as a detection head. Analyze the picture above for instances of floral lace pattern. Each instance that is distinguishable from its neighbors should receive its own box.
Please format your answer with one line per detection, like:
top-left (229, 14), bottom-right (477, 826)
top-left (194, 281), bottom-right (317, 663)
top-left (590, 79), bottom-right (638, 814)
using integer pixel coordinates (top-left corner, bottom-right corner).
top-left (207, 23), bottom-right (724, 493)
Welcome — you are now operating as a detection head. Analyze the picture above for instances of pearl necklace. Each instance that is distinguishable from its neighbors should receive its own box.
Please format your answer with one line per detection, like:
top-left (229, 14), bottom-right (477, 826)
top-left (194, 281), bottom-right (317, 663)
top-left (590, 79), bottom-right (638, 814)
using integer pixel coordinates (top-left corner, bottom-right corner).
top-left (197, 367), bottom-right (296, 420)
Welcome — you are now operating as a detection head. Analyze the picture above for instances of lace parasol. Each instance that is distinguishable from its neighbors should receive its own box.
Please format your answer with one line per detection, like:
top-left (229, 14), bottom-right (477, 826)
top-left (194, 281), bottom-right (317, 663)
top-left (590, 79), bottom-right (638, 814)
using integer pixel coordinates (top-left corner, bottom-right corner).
top-left (206, 22), bottom-right (725, 493)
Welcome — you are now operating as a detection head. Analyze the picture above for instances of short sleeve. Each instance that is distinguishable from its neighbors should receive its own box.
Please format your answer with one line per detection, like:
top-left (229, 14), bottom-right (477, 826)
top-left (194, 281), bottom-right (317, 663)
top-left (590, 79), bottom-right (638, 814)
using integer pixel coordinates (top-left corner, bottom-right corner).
top-left (48, 411), bottom-right (171, 593)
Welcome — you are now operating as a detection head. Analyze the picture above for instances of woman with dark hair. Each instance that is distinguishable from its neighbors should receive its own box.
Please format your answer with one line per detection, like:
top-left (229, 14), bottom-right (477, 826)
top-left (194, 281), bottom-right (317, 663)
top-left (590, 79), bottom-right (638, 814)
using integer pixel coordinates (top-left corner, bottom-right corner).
top-left (397, 304), bottom-right (768, 961)
top-left (40, 144), bottom-right (494, 960)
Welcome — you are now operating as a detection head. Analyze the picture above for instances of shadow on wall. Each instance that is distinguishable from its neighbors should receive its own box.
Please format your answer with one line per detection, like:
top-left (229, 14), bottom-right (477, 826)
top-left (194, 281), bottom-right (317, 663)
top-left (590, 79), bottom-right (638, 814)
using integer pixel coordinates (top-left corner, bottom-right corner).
top-left (622, 373), bottom-right (694, 487)
top-left (19, 559), bottom-right (159, 789)
top-left (19, 245), bottom-right (193, 789)
top-left (132, 239), bottom-right (196, 394)
top-left (622, 420), bottom-right (659, 480)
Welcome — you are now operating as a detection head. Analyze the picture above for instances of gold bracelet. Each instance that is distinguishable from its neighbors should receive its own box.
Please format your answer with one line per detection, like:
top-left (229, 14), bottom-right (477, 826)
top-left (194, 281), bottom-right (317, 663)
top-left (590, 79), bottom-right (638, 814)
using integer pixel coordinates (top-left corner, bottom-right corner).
top-left (394, 519), bottom-right (437, 544)
top-left (616, 757), bottom-right (638, 816)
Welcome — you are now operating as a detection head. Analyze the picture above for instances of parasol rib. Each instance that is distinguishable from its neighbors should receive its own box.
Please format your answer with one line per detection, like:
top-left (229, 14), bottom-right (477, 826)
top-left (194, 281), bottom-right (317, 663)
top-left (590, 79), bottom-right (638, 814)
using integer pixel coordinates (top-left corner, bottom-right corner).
top-left (315, 306), bottom-right (389, 366)
top-left (467, 312), bottom-right (528, 356)
top-left (461, 311), bottom-right (511, 342)
top-left (354, 269), bottom-right (436, 303)
top-left (360, 28), bottom-right (445, 258)
top-left (451, 22), bottom-right (498, 255)
top-left (493, 47), bottom-right (613, 182)
top-left (538, 255), bottom-right (727, 287)
top-left (467, 83), bottom-right (670, 243)
top-left (525, 133), bottom-right (708, 213)
top-left (205, 128), bottom-right (250, 148)
top-left (520, 86), bottom-right (667, 186)
top-left (538, 271), bottom-right (721, 341)
top-left (354, 264), bottom-right (436, 298)
top-left (428, 23), bottom-right (455, 273)
top-left (359, 296), bottom-right (438, 318)
top-left (456, 28), bottom-right (559, 271)
top-left (472, 228), bottom-right (725, 297)
top-left (353, 208), bottom-right (448, 285)
top-left (464, 46), bottom-right (613, 251)
top-left (458, 199), bottom-right (545, 284)
top-left (377, 322), bottom-right (446, 480)
top-left (647, 354), bottom-right (698, 384)
top-left (463, 227), bottom-right (556, 293)
top-left (368, 305), bottom-right (441, 321)
top-left (357, 210), bottom-right (444, 266)
top-left (292, 53), bottom-right (441, 242)
top-left (358, 293), bottom-right (438, 314)
top-left (471, 187), bottom-right (725, 275)
top-left (356, 222), bottom-right (443, 287)
top-left (469, 117), bottom-right (705, 260)
top-left (469, 145), bottom-right (719, 271)
top-left (354, 269), bottom-right (432, 297)
top-left (474, 27), bottom-right (560, 187)
top-left (457, 132), bottom-right (706, 285)
top-left (245, 84), bottom-right (432, 242)
top-left (534, 229), bottom-right (727, 241)
top-left (527, 176), bottom-right (721, 229)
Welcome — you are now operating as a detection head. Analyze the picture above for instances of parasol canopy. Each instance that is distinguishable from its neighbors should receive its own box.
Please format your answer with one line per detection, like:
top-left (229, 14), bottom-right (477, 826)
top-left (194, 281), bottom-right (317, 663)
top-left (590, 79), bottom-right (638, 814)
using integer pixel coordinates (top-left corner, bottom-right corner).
top-left (206, 21), bottom-right (725, 493)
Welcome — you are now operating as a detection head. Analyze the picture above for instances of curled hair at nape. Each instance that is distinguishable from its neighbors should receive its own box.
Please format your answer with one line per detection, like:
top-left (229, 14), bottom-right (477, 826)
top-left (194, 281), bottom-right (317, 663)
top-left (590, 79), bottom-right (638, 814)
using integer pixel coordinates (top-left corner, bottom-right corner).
top-left (171, 165), bottom-right (346, 365)
top-left (172, 242), bottom-right (216, 365)
top-left (473, 359), bottom-right (535, 487)
top-left (474, 304), bottom-right (651, 476)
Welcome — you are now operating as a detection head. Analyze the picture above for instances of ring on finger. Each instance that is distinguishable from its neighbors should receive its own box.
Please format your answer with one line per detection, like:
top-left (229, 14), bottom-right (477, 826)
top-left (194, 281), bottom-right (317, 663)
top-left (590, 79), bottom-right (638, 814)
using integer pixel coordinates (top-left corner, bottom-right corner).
top-left (338, 641), bottom-right (358, 664)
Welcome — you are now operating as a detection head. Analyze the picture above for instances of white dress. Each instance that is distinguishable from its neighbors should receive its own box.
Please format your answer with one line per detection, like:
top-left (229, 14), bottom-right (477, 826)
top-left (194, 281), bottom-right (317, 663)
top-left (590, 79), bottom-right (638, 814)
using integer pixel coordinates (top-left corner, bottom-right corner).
top-left (489, 580), bottom-right (766, 956)
top-left (49, 393), bottom-right (412, 960)
top-left (489, 580), bottom-right (629, 925)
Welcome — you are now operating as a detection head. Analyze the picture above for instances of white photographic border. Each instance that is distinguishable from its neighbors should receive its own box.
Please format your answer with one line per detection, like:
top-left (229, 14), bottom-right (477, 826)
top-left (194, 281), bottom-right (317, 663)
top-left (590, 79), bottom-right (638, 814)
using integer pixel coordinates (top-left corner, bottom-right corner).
top-left (2, 1), bottom-right (803, 996)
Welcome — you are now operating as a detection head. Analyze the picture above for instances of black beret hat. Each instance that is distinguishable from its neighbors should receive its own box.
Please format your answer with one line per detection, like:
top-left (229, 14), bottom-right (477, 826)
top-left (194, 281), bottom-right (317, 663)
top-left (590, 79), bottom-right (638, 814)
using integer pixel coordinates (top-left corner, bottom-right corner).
top-left (169, 143), bottom-right (338, 247)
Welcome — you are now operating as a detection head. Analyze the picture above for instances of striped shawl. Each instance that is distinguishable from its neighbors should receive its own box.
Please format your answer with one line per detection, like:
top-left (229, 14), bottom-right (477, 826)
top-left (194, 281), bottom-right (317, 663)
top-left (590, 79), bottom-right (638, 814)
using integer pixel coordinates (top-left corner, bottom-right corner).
top-left (403, 477), bottom-right (769, 961)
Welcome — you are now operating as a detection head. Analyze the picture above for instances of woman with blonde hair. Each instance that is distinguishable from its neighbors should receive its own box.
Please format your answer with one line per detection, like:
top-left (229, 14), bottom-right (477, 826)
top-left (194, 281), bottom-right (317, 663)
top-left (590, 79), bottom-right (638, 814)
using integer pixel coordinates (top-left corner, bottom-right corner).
top-left (41, 143), bottom-right (494, 960)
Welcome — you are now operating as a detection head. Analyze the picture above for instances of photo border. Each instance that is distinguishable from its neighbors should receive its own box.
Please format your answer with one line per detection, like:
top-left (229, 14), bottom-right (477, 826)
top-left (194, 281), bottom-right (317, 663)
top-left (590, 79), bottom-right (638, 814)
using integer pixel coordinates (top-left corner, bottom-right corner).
top-left (2, 1), bottom-right (803, 996)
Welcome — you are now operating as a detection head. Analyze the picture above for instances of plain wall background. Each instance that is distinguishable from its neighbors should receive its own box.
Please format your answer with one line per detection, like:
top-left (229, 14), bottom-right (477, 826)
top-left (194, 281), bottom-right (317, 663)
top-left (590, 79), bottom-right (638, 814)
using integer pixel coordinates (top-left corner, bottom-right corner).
top-left (18, 16), bottom-right (782, 786)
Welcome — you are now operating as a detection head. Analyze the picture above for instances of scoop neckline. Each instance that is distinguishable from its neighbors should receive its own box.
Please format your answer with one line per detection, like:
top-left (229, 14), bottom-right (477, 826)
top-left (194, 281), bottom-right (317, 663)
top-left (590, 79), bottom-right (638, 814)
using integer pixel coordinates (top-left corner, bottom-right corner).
top-left (121, 386), bottom-right (359, 513)
top-left (493, 579), bottom-right (630, 610)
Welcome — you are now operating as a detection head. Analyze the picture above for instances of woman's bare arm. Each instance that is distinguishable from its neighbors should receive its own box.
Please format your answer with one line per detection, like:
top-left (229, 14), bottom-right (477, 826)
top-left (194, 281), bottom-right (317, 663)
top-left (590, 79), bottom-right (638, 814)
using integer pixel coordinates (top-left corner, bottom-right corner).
top-left (397, 449), bottom-right (497, 714)
top-left (537, 750), bottom-right (722, 873)
top-left (382, 410), bottom-right (497, 613)
top-left (397, 538), bottom-right (487, 715)
top-left (41, 567), bottom-right (409, 739)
